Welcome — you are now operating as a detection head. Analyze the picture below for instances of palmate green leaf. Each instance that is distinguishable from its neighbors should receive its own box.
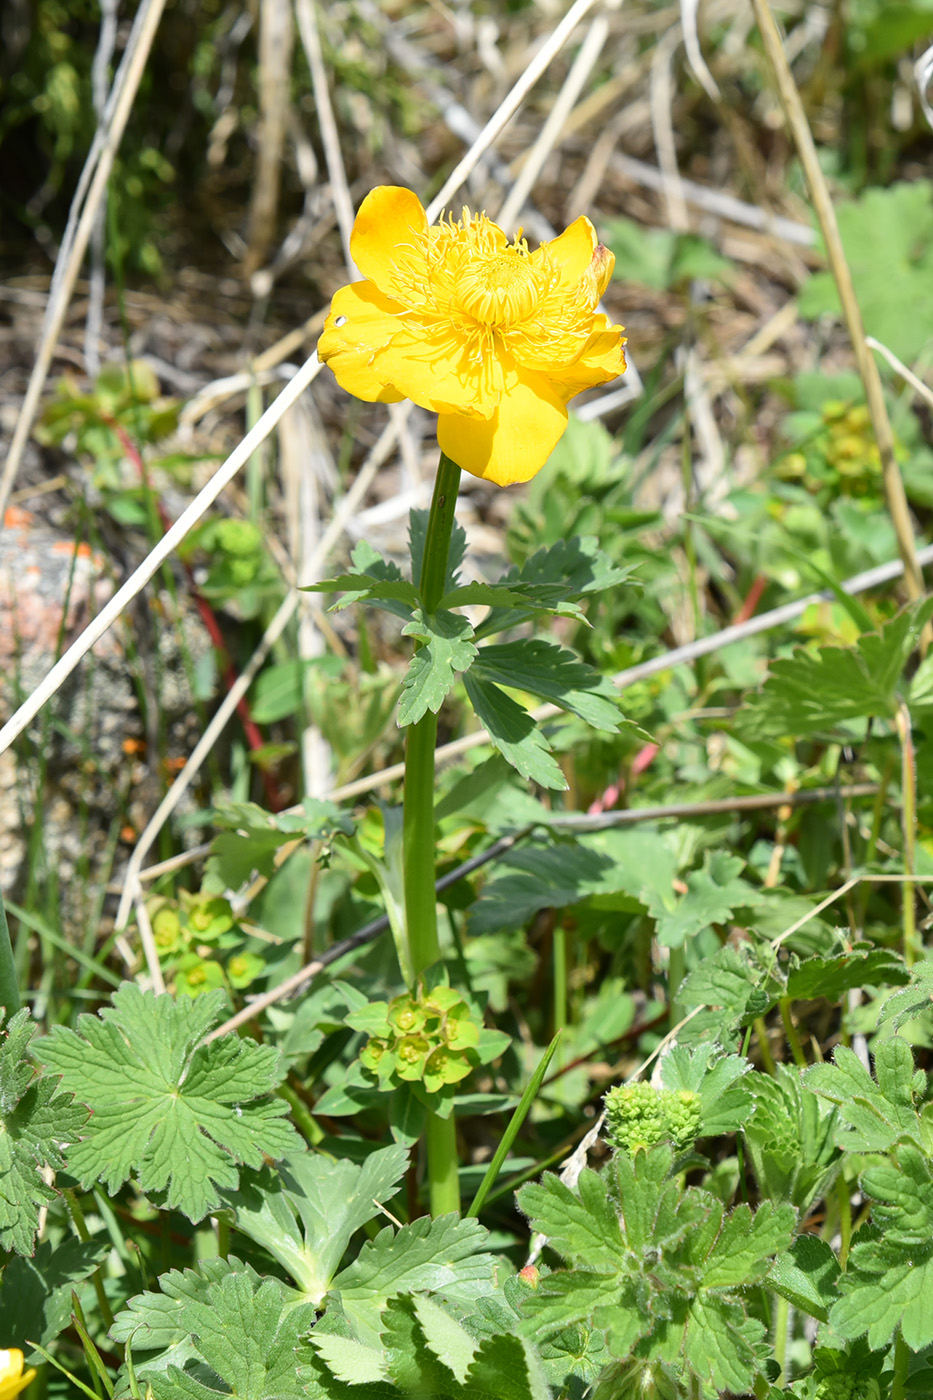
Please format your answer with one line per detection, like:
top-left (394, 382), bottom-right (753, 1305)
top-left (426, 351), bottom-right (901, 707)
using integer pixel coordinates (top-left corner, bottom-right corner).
top-left (398, 609), bottom-right (477, 726)
top-left (0, 1007), bottom-right (87, 1256)
top-left (37, 986), bottom-right (299, 1221)
top-left (798, 181), bottom-right (933, 361)
top-left (648, 852), bottom-right (755, 949)
top-left (517, 1146), bottom-right (794, 1398)
top-left (785, 943), bottom-right (909, 1003)
top-left (331, 1213), bottom-right (499, 1347)
top-left (805, 1039), bottom-right (924, 1154)
top-left (223, 1145), bottom-right (409, 1304)
top-left (471, 640), bottom-right (622, 731)
top-left (831, 1145), bottom-right (933, 1350)
top-left (462, 673), bottom-right (567, 790)
top-left (741, 599), bottom-right (933, 738)
top-left (114, 1260), bottom-right (317, 1400)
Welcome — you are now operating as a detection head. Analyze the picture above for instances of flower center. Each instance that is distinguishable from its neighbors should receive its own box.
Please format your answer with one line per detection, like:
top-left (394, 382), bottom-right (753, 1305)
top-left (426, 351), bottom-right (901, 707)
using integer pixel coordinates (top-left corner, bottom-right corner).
top-left (454, 249), bottom-right (541, 326)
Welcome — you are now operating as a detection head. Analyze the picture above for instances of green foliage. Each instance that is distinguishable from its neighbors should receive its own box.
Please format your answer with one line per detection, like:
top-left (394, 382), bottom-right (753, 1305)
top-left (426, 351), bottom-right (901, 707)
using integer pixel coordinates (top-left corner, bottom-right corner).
top-left (517, 1146), bottom-right (795, 1397)
top-left (111, 1257), bottom-right (317, 1399)
top-left (799, 182), bottom-right (933, 360)
top-left (36, 986), bottom-right (299, 1220)
top-left (742, 600), bottom-right (933, 737)
top-left (743, 1064), bottom-right (840, 1210)
top-left (0, 1007), bottom-right (86, 1256)
top-left (603, 216), bottom-right (735, 291)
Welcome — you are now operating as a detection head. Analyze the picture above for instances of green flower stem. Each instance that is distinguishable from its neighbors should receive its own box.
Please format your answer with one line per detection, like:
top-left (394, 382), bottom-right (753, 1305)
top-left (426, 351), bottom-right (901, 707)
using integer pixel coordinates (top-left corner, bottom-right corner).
top-left (0, 889), bottom-right (22, 1016)
top-left (772, 1291), bottom-right (790, 1385)
top-left (779, 997), bottom-right (808, 1069)
top-left (403, 451), bottom-right (462, 1217)
top-left (64, 1187), bottom-right (114, 1332)
top-left (892, 1329), bottom-right (910, 1400)
top-left (667, 944), bottom-right (685, 1031)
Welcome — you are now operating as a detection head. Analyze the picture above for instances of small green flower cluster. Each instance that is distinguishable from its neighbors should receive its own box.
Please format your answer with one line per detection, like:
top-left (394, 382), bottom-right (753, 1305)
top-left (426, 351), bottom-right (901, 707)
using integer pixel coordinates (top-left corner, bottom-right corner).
top-left (814, 1375), bottom-right (881, 1400)
top-left (148, 892), bottom-right (265, 995)
top-left (357, 985), bottom-right (481, 1095)
top-left (604, 1081), bottom-right (702, 1156)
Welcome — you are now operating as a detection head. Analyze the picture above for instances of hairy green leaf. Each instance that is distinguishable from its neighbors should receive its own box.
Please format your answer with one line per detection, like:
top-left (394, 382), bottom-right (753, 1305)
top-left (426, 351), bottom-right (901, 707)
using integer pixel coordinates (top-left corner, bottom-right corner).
top-left (768, 1235), bottom-right (841, 1324)
top-left (0, 1007), bottom-right (87, 1256)
top-left (37, 986), bottom-right (298, 1221)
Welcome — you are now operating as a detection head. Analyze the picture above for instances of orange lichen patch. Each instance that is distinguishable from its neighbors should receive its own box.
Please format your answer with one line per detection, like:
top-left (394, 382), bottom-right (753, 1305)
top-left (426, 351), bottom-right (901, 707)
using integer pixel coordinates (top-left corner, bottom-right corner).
top-left (3, 508), bottom-right (33, 529)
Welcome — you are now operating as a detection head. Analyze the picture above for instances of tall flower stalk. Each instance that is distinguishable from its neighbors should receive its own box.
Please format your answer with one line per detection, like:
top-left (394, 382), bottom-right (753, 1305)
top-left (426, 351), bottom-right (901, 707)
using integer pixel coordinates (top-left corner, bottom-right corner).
top-left (403, 452), bottom-right (462, 1215)
top-left (314, 184), bottom-right (629, 1215)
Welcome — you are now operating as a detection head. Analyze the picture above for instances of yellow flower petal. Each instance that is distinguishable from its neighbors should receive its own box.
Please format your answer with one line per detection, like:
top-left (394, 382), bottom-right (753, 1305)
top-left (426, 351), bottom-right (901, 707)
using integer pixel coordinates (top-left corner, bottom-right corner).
top-left (534, 215), bottom-right (597, 290)
top-left (0, 1350), bottom-right (36, 1400)
top-left (552, 322), bottom-right (628, 401)
top-left (317, 282), bottom-right (406, 404)
top-left (319, 187), bottom-right (628, 484)
top-left (350, 186), bottom-right (429, 301)
top-left (438, 370), bottom-right (567, 487)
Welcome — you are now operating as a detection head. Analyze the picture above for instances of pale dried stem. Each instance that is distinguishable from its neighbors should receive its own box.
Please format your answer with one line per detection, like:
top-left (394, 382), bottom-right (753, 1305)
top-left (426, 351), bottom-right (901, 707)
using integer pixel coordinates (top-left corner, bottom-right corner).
top-left (0, 353), bottom-right (324, 758)
top-left (245, 0), bottom-right (295, 274)
top-left (425, 0), bottom-right (601, 222)
top-left (133, 886), bottom-right (166, 994)
top-left (750, 0), bottom-right (927, 627)
top-left (496, 14), bottom-right (610, 230)
top-left (293, 0), bottom-right (358, 273)
top-left (113, 408), bottom-right (408, 933)
top-left (865, 337), bottom-right (933, 414)
top-left (650, 24), bottom-right (690, 232)
top-left (0, 0), bottom-right (168, 522)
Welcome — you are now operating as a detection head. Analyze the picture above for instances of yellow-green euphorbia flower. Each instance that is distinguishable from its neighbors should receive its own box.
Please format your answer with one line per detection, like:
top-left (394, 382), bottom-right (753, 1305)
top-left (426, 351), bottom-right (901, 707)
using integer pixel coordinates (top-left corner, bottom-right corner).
top-left (0, 1349), bottom-right (36, 1399)
top-left (318, 186), bottom-right (627, 487)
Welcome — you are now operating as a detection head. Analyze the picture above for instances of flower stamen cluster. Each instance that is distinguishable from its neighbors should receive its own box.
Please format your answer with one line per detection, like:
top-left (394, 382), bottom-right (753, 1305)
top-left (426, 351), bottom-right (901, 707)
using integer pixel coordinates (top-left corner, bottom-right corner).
top-left (604, 1082), bottom-right (702, 1156)
top-left (318, 186), bottom-right (626, 487)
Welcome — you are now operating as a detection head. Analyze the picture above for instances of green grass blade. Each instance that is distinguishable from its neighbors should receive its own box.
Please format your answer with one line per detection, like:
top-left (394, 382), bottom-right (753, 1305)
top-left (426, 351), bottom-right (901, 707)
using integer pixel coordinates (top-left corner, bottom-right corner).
top-left (4, 900), bottom-right (122, 989)
top-left (466, 1030), bottom-right (562, 1219)
top-left (0, 887), bottom-right (22, 1014)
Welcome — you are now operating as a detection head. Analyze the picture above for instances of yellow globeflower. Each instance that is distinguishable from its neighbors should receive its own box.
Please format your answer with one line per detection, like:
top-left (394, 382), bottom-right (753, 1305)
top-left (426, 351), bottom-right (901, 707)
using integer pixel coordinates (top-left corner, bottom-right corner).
top-left (0, 1349), bottom-right (36, 1398)
top-left (318, 186), bottom-right (627, 487)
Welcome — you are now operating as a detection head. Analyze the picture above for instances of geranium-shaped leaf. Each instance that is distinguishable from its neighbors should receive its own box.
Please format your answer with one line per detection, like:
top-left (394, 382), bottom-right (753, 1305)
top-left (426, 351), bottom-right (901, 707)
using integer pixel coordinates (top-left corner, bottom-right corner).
top-left (330, 1213), bottom-right (499, 1347)
top-left (36, 986), bottom-right (299, 1221)
top-left (805, 1039), bottom-right (923, 1153)
top-left (398, 609), bottom-right (478, 726)
top-left (0, 1007), bottom-right (87, 1256)
top-left (741, 600), bottom-right (933, 738)
top-left (648, 851), bottom-right (755, 949)
top-left (799, 181), bottom-right (933, 360)
top-left (113, 1259), bottom-right (317, 1399)
top-left (831, 1144), bottom-right (933, 1350)
top-left (517, 1146), bottom-right (794, 1398)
